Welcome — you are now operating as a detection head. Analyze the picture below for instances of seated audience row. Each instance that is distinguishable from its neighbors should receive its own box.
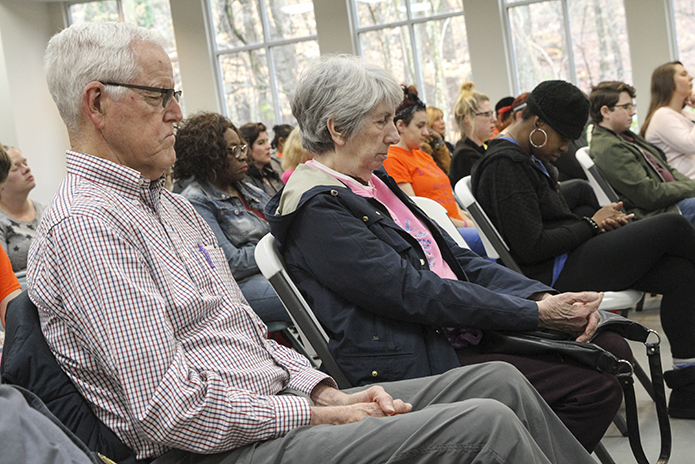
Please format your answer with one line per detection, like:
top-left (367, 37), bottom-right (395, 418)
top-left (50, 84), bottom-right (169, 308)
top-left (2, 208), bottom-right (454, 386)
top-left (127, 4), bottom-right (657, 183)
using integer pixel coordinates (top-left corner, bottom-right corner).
top-left (20, 21), bottom-right (600, 463)
top-left (268, 55), bottom-right (629, 452)
top-left (472, 79), bottom-right (695, 420)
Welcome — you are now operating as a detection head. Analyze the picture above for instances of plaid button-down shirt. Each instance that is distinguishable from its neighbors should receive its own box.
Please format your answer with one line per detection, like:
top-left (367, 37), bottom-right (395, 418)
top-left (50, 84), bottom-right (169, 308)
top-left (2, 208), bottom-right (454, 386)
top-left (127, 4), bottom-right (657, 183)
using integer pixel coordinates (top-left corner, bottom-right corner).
top-left (28, 152), bottom-right (332, 459)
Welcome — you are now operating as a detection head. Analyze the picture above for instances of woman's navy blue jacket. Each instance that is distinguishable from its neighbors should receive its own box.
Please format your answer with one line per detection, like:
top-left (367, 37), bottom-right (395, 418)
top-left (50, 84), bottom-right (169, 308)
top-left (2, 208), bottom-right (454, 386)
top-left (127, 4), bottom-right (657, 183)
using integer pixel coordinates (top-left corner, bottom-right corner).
top-left (266, 164), bottom-right (551, 386)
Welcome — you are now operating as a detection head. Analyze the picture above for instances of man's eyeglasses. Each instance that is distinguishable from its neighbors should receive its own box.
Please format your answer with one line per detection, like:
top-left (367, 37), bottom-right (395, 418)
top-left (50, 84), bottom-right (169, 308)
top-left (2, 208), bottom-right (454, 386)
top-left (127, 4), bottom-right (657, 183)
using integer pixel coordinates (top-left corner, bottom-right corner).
top-left (475, 111), bottom-right (495, 119)
top-left (227, 144), bottom-right (248, 160)
top-left (613, 102), bottom-right (636, 112)
top-left (100, 81), bottom-right (182, 108)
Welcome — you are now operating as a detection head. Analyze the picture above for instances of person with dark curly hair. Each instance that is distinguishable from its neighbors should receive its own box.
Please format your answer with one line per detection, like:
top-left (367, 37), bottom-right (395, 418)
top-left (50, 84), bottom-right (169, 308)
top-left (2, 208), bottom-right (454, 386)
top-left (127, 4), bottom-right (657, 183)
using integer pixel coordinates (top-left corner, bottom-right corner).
top-left (173, 112), bottom-right (290, 325)
top-left (239, 122), bottom-right (285, 195)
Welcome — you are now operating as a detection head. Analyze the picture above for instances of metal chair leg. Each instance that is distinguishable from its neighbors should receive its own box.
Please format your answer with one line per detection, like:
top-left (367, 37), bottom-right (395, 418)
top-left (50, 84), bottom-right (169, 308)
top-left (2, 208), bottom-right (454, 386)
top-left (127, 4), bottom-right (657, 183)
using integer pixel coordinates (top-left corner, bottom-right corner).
top-left (594, 442), bottom-right (617, 464)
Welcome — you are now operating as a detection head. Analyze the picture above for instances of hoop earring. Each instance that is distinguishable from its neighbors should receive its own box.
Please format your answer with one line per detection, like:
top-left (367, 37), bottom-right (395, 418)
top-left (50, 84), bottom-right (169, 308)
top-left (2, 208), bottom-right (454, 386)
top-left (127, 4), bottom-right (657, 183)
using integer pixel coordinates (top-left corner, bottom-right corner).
top-left (529, 127), bottom-right (548, 149)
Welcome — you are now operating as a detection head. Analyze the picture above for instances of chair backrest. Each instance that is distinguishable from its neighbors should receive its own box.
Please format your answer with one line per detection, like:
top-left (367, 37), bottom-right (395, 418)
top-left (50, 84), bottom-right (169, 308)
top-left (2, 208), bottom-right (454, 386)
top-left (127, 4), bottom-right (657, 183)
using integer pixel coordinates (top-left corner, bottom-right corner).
top-left (575, 147), bottom-right (620, 206)
top-left (254, 234), bottom-right (352, 388)
top-left (1, 291), bottom-right (137, 463)
top-left (453, 176), bottom-right (523, 273)
top-left (411, 196), bottom-right (468, 248)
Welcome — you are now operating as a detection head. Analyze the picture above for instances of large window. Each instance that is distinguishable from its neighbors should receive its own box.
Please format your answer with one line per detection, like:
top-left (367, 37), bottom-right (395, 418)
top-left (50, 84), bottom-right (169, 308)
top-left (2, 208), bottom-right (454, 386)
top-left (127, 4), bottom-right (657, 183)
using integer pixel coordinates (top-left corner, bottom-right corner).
top-left (208, 0), bottom-right (319, 128)
top-left (351, 0), bottom-right (470, 140)
top-left (502, 0), bottom-right (632, 95)
top-left (672, 0), bottom-right (695, 74)
top-left (66, 1), bottom-right (183, 108)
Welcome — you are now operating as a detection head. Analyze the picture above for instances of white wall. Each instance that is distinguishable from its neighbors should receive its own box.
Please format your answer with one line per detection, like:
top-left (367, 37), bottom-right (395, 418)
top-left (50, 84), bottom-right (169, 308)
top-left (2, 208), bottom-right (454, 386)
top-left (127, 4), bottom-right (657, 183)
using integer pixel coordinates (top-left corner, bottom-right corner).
top-left (0, 0), bottom-right (68, 205)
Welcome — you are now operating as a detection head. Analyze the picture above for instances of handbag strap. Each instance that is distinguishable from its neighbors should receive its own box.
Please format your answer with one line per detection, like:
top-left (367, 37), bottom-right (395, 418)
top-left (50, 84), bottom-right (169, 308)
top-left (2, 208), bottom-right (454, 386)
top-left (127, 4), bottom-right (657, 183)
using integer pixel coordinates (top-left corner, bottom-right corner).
top-left (620, 332), bottom-right (671, 464)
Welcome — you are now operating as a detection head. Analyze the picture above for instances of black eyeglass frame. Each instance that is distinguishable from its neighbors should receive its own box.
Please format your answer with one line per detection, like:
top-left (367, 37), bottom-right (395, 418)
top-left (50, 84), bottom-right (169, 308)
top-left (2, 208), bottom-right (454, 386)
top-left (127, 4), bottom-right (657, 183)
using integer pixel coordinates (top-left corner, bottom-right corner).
top-left (227, 144), bottom-right (249, 160)
top-left (100, 81), bottom-right (182, 108)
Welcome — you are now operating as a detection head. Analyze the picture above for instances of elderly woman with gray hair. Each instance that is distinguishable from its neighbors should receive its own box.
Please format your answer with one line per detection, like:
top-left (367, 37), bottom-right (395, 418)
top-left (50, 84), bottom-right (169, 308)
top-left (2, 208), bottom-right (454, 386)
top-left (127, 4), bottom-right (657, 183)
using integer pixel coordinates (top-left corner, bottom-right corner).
top-left (265, 57), bottom-right (630, 450)
top-left (266, 55), bottom-right (632, 452)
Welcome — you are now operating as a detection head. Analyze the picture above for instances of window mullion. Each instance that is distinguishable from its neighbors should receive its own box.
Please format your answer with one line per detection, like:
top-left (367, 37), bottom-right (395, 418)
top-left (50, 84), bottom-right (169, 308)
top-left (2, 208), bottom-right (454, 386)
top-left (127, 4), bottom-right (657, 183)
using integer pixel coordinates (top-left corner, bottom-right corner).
top-left (560, 0), bottom-right (577, 85)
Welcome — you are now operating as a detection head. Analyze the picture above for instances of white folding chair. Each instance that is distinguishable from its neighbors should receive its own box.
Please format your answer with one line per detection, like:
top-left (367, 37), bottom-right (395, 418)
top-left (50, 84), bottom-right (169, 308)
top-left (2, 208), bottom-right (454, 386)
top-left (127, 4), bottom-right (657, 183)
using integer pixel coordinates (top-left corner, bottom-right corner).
top-left (410, 196), bottom-right (468, 248)
top-left (453, 176), bottom-right (644, 314)
top-left (575, 147), bottom-right (620, 207)
top-left (254, 233), bottom-right (352, 388)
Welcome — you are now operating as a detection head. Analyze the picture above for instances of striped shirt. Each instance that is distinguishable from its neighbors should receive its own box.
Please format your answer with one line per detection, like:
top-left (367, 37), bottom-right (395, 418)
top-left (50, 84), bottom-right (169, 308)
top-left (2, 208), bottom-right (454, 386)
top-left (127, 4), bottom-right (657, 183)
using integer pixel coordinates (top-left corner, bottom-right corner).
top-left (27, 152), bottom-right (332, 459)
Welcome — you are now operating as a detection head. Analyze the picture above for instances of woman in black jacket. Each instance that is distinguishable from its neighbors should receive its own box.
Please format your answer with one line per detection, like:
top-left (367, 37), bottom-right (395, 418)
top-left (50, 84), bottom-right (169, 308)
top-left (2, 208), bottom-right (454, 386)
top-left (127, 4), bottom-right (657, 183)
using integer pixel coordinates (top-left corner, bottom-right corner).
top-left (473, 79), bottom-right (695, 420)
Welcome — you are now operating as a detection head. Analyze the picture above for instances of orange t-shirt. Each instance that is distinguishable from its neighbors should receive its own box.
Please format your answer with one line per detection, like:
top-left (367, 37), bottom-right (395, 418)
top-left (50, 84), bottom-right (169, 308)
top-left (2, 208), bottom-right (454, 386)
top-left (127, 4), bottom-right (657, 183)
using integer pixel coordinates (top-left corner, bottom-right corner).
top-left (0, 247), bottom-right (20, 301)
top-left (384, 146), bottom-right (461, 220)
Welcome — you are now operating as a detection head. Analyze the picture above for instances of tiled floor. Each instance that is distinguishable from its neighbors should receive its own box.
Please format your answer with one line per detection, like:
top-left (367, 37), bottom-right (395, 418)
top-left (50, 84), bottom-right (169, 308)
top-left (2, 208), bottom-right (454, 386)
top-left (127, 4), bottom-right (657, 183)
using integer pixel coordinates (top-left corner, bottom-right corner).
top-left (599, 298), bottom-right (695, 464)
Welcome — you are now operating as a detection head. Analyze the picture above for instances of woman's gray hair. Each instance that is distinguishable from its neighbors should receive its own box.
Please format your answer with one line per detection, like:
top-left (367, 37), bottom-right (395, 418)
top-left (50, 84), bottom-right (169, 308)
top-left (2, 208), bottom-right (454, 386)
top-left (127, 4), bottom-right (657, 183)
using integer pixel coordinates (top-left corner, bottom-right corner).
top-left (291, 55), bottom-right (402, 155)
top-left (44, 22), bottom-right (167, 133)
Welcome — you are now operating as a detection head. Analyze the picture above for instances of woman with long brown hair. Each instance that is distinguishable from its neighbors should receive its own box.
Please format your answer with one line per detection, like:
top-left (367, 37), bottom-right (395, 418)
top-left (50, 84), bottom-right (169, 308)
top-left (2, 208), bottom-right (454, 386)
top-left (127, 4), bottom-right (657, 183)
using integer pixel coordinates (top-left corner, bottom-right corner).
top-left (642, 61), bottom-right (695, 178)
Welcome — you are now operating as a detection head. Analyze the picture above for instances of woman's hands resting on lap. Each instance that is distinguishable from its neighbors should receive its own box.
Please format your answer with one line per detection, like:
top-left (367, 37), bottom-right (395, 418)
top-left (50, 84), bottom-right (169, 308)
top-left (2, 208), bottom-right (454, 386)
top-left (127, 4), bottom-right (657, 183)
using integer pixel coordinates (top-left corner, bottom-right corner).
top-left (592, 202), bottom-right (634, 232)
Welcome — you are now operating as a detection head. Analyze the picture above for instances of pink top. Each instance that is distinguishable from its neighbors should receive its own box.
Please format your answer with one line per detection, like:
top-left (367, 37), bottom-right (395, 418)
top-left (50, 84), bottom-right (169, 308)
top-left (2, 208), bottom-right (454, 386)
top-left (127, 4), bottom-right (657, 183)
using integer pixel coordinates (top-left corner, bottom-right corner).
top-left (307, 160), bottom-right (457, 279)
top-left (645, 106), bottom-right (695, 179)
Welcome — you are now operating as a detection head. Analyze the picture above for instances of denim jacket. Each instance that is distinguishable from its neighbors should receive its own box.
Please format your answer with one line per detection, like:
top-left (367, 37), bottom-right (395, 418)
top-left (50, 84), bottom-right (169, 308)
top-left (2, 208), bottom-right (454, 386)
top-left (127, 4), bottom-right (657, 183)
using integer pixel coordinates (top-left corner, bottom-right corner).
top-left (180, 179), bottom-right (270, 281)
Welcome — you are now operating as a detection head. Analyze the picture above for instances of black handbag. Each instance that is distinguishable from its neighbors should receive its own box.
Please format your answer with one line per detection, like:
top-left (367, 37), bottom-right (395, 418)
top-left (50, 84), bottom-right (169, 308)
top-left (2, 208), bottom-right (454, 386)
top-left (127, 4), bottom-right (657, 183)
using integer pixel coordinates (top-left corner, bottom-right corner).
top-left (480, 310), bottom-right (671, 464)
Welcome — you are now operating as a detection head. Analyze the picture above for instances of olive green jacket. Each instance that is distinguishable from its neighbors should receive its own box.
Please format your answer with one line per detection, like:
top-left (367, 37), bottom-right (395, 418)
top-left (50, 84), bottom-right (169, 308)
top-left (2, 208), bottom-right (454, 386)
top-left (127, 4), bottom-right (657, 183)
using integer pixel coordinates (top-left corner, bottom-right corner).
top-left (589, 125), bottom-right (695, 219)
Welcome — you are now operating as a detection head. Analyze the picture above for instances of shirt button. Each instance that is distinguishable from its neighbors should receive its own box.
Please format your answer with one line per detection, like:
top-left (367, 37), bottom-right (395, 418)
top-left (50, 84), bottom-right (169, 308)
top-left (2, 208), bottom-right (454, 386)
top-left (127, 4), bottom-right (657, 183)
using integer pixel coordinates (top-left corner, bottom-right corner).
top-left (330, 190), bottom-right (338, 196)
top-left (363, 216), bottom-right (369, 222)
top-left (420, 259), bottom-right (426, 265)
top-left (372, 371), bottom-right (378, 377)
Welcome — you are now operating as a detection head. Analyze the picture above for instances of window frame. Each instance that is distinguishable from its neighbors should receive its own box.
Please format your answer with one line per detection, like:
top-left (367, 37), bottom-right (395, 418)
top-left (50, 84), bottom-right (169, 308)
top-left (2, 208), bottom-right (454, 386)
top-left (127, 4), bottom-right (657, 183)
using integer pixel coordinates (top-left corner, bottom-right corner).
top-left (499, 0), bottom-right (578, 95)
top-left (348, 0), bottom-right (467, 106)
top-left (206, 0), bottom-right (319, 126)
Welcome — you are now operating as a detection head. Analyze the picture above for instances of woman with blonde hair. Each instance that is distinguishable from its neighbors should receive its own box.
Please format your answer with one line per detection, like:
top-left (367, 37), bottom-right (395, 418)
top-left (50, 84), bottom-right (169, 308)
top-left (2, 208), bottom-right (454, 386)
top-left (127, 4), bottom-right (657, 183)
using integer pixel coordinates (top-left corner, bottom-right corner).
top-left (642, 61), bottom-right (695, 178)
top-left (421, 106), bottom-right (453, 173)
top-left (280, 126), bottom-right (312, 183)
top-left (448, 82), bottom-right (496, 187)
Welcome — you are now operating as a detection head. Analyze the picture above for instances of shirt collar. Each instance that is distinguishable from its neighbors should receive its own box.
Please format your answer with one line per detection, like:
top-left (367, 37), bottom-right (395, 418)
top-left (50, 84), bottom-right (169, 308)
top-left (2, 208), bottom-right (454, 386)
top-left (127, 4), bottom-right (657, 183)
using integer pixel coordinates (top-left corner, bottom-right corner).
top-left (66, 151), bottom-right (166, 203)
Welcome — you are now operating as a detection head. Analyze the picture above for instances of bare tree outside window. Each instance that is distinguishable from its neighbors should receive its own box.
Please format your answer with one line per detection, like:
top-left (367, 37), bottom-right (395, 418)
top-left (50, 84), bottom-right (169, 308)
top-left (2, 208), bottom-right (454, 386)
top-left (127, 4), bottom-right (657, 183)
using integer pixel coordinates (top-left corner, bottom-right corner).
top-left (353, 0), bottom-right (470, 141)
top-left (210, 0), bottom-right (318, 128)
top-left (505, 0), bottom-right (632, 97)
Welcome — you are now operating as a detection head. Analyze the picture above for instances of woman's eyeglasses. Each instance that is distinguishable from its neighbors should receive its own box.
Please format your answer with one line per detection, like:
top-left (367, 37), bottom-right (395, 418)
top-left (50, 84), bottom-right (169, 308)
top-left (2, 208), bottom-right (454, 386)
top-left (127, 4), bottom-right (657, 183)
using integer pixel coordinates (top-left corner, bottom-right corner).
top-left (475, 111), bottom-right (495, 119)
top-left (227, 144), bottom-right (248, 159)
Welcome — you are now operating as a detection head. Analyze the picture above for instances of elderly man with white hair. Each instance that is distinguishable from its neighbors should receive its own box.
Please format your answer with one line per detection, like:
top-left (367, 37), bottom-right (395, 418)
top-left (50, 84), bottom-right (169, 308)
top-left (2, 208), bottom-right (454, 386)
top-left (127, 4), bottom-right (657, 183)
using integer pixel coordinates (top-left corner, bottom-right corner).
top-left (26, 21), bottom-right (597, 464)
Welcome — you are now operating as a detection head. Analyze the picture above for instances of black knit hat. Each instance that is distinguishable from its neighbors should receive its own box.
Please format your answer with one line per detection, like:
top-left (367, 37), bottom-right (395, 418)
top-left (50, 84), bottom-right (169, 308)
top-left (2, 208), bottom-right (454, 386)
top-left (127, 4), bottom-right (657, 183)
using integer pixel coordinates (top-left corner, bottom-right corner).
top-left (526, 80), bottom-right (589, 140)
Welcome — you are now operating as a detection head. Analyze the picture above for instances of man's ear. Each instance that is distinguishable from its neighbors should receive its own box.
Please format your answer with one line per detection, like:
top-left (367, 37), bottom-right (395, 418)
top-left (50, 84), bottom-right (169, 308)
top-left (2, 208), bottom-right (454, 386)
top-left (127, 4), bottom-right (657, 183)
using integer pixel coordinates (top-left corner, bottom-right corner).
top-left (83, 82), bottom-right (107, 129)
top-left (600, 105), bottom-right (612, 120)
top-left (327, 118), bottom-right (346, 147)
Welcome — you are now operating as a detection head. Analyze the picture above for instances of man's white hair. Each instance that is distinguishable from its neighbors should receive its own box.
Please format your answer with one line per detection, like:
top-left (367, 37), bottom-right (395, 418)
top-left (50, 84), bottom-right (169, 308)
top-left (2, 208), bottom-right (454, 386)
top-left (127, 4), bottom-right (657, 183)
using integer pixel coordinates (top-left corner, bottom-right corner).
top-left (44, 22), bottom-right (167, 133)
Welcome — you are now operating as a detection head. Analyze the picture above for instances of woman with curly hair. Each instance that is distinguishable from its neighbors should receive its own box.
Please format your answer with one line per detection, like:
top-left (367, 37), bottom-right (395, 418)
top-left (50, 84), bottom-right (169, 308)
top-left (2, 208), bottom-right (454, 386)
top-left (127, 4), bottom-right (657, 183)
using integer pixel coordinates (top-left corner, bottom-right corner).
top-left (173, 112), bottom-right (290, 324)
